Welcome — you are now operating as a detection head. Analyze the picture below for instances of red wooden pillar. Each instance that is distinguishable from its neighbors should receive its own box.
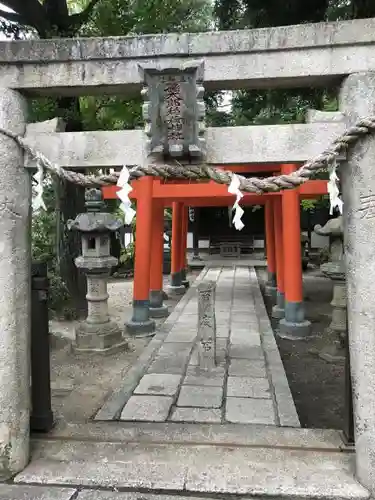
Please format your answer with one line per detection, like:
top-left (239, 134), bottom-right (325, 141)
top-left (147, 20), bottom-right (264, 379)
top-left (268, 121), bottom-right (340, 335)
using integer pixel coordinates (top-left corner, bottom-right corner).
top-left (169, 201), bottom-right (185, 294)
top-left (279, 164), bottom-right (311, 339)
top-left (149, 200), bottom-right (169, 318)
top-left (180, 206), bottom-right (189, 287)
top-left (265, 199), bottom-right (277, 298)
top-left (271, 196), bottom-right (285, 319)
top-left (125, 177), bottom-right (155, 336)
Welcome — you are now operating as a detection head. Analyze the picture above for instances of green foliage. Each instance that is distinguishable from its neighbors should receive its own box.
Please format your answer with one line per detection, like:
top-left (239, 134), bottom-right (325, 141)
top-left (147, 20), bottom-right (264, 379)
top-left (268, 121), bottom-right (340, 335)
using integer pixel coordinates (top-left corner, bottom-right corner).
top-left (119, 242), bottom-right (135, 269)
top-left (76, 0), bottom-right (212, 36)
top-left (31, 182), bottom-right (71, 315)
top-left (301, 196), bottom-right (330, 212)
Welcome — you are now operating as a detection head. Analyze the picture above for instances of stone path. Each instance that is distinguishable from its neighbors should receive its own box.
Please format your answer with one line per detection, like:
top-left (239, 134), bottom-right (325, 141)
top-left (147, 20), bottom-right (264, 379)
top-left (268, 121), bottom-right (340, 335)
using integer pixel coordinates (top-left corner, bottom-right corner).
top-left (97, 266), bottom-right (299, 426)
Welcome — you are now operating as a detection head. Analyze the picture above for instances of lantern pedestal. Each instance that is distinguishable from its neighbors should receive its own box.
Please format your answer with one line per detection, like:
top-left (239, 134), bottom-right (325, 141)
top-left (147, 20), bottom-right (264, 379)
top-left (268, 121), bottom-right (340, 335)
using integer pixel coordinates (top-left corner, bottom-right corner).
top-left (68, 189), bottom-right (127, 354)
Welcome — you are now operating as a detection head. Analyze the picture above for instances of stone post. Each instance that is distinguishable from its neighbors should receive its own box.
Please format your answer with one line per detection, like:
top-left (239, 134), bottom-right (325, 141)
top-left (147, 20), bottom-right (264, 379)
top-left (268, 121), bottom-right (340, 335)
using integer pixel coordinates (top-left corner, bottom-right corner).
top-left (340, 72), bottom-right (375, 492)
top-left (68, 189), bottom-right (127, 353)
top-left (314, 216), bottom-right (347, 363)
top-left (0, 88), bottom-right (30, 477)
top-left (197, 281), bottom-right (217, 370)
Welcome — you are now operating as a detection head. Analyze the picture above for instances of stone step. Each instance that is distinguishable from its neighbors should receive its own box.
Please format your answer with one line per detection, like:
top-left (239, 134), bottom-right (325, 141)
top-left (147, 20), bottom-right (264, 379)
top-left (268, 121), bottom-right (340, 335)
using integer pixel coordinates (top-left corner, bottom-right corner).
top-left (45, 421), bottom-right (347, 450)
top-left (15, 437), bottom-right (368, 500)
top-left (8, 485), bottom-right (369, 500)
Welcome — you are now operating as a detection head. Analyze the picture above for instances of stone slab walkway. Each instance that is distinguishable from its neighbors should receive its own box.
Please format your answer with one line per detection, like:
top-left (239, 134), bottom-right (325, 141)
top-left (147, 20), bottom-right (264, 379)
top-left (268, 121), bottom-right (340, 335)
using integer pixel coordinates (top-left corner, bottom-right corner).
top-left (96, 266), bottom-right (299, 426)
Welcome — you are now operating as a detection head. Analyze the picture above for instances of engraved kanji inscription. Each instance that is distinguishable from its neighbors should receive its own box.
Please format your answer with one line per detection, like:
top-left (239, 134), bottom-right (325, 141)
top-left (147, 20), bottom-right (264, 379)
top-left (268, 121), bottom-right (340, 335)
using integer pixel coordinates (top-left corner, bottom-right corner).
top-left (197, 280), bottom-right (217, 371)
top-left (162, 75), bottom-right (184, 141)
top-left (358, 194), bottom-right (375, 220)
top-left (138, 62), bottom-right (205, 161)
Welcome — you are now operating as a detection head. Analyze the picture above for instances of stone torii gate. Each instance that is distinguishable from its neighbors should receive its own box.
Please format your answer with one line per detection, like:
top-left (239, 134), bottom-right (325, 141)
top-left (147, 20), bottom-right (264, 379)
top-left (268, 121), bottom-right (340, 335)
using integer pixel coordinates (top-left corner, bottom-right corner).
top-left (1, 17), bottom-right (375, 495)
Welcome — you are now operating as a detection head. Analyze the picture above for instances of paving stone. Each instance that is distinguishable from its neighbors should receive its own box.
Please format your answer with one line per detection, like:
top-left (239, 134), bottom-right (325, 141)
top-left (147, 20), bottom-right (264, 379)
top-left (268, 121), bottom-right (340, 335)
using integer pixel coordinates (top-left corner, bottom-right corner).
top-left (177, 386), bottom-right (223, 408)
top-left (148, 343), bottom-right (192, 374)
top-left (170, 407), bottom-right (222, 423)
top-left (229, 344), bottom-right (264, 360)
top-left (216, 328), bottom-right (230, 338)
top-left (120, 395), bottom-right (173, 422)
top-left (230, 331), bottom-right (261, 347)
top-left (229, 359), bottom-right (267, 378)
top-left (165, 328), bottom-right (197, 343)
top-left (225, 397), bottom-right (276, 424)
top-left (0, 485), bottom-right (77, 500)
top-left (134, 374), bottom-right (182, 396)
top-left (227, 376), bottom-right (271, 398)
top-left (184, 366), bottom-right (225, 386)
top-left (189, 347), bottom-right (199, 366)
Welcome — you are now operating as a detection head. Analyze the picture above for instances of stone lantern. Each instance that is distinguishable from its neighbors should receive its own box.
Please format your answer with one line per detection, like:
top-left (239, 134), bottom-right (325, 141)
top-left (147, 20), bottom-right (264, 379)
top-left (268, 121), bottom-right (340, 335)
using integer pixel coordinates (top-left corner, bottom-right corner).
top-left (314, 215), bottom-right (346, 363)
top-left (67, 188), bottom-right (127, 354)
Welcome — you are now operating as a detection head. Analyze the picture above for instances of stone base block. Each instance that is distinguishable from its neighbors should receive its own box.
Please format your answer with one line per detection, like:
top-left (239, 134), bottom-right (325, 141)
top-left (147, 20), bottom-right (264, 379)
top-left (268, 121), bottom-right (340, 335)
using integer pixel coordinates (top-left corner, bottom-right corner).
top-left (265, 285), bottom-right (277, 301)
top-left (149, 305), bottom-right (169, 318)
top-left (192, 255), bottom-right (203, 261)
top-left (125, 319), bottom-right (155, 337)
top-left (167, 284), bottom-right (186, 296)
top-left (74, 320), bottom-right (128, 354)
top-left (319, 342), bottom-right (345, 363)
top-left (149, 290), bottom-right (169, 318)
top-left (126, 300), bottom-right (156, 337)
top-left (271, 291), bottom-right (285, 319)
top-left (278, 319), bottom-right (312, 340)
top-left (182, 280), bottom-right (190, 289)
top-left (272, 304), bottom-right (285, 319)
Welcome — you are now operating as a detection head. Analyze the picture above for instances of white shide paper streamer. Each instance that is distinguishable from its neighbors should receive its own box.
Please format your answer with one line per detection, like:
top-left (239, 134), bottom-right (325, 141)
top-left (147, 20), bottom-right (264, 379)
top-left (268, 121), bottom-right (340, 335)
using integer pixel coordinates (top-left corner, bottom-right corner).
top-left (32, 161), bottom-right (46, 211)
top-left (228, 173), bottom-right (245, 231)
top-left (327, 160), bottom-right (343, 215)
top-left (117, 167), bottom-right (136, 225)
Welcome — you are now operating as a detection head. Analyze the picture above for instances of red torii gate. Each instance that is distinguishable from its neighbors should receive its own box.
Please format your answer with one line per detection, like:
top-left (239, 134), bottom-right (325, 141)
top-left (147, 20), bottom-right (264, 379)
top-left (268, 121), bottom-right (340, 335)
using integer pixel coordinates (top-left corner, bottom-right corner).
top-left (102, 163), bottom-right (328, 335)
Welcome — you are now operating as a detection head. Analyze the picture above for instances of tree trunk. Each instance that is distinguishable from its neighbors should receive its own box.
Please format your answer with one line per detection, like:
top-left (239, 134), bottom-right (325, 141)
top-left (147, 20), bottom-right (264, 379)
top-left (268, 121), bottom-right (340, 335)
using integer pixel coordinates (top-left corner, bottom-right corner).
top-left (56, 96), bottom-right (87, 318)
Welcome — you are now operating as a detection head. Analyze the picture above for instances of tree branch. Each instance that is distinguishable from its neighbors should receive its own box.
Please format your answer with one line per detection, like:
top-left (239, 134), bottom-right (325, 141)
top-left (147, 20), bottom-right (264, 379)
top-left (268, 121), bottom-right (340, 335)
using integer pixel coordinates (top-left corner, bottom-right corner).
top-left (69, 0), bottom-right (102, 29)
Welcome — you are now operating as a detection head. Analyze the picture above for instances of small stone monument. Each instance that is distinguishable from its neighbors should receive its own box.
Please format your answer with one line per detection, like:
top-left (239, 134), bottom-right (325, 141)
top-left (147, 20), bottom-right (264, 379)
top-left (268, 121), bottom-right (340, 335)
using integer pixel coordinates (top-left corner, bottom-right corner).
top-left (67, 189), bottom-right (127, 354)
top-left (197, 281), bottom-right (217, 370)
top-left (314, 215), bottom-right (346, 363)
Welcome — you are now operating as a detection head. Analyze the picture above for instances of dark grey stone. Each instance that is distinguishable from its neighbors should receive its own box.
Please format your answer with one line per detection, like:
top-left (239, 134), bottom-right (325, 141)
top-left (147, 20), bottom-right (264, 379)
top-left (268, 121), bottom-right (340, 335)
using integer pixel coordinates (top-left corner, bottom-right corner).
top-left (0, 485), bottom-right (77, 500)
top-left (272, 291), bottom-right (285, 319)
top-left (125, 318), bottom-right (156, 337)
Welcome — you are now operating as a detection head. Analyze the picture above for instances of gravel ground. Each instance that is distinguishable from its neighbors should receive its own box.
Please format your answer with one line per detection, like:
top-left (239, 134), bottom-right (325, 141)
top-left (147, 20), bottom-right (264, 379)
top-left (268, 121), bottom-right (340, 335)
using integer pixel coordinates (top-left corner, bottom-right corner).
top-left (257, 267), bottom-right (347, 430)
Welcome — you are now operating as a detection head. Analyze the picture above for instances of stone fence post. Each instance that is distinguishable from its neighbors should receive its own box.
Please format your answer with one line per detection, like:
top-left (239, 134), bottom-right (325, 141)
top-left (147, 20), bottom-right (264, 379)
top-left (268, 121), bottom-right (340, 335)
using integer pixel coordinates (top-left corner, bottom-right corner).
top-left (340, 72), bottom-right (375, 493)
top-left (0, 88), bottom-right (30, 477)
top-left (197, 281), bottom-right (217, 370)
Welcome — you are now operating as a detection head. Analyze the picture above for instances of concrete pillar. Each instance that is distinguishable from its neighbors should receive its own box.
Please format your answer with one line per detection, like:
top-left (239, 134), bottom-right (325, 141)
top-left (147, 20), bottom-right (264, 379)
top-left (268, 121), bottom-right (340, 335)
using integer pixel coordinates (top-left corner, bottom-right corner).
top-left (126, 177), bottom-right (155, 336)
top-left (264, 199), bottom-right (277, 300)
top-left (279, 164), bottom-right (311, 339)
top-left (340, 72), bottom-right (375, 493)
top-left (272, 197), bottom-right (285, 319)
top-left (0, 88), bottom-right (31, 477)
top-left (149, 201), bottom-right (168, 318)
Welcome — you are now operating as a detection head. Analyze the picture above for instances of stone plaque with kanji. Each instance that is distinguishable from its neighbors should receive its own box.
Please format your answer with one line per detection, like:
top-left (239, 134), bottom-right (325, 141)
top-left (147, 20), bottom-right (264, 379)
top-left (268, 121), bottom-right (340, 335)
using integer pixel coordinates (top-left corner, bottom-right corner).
top-left (139, 61), bottom-right (205, 161)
